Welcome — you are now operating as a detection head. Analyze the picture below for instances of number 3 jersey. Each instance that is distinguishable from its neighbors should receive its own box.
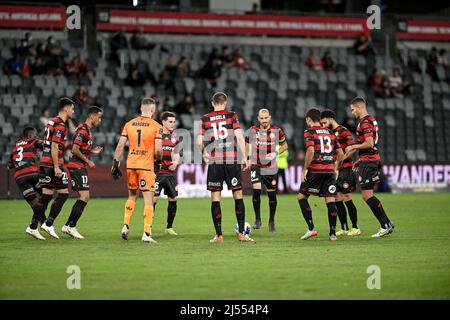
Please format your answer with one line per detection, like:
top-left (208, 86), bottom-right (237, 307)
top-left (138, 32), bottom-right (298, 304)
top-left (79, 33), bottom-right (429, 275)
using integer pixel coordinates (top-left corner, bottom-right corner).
top-left (8, 138), bottom-right (43, 180)
top-left (121, 116), bottom-right (162, 170)
top-left (356, 115), bottom-right (380, 162)
top-left (304, 125), bottom-right (341, 173)
top-left (67, 123), bottom-right (93, 169)
top-left (199, 110), bottom-right (241, 164)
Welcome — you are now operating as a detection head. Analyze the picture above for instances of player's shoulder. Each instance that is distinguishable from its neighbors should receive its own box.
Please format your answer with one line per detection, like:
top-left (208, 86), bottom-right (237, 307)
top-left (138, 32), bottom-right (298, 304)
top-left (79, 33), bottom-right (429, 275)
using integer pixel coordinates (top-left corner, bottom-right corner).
top-left (49, 116), bottom-right (65, 126)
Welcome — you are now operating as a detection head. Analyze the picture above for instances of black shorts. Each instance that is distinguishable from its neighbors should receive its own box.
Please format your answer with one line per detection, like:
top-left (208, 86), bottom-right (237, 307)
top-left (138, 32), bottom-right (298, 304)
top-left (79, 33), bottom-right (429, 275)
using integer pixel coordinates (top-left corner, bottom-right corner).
top-left (69, 168), bottom-right (90, 191)
top-left (207, 163), bottom-right (242, 191)
top-left (300, 171), bottom-right (337, 197)
top-left (250, 165), bottom-right (278, 190)
top-left (358, 161), bottom-right (381, 190)
top-left (337, 167), bottom-right (357, 194)
top-left (15, 175), bottom-right (40, 201)
top-left (38, 166), bottom-right (69, 190)
top-left (155, 174), bottom-right (178, 198)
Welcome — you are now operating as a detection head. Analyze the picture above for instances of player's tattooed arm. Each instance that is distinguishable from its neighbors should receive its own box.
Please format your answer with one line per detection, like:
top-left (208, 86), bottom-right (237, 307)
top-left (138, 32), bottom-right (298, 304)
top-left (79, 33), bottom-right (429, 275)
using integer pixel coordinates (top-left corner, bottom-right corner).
top-left (51, 141), bottom-right (62, 177)
top-left (113, 136), bottom-right (128, 162)
top-left (335, 147), bottom-right (344, 171)
top-left (72, 144), bottom-right (95, 168)
top-left (278, 140), bottom-right (288, 154)
top-left (302, 146), bottom-right (314, 182)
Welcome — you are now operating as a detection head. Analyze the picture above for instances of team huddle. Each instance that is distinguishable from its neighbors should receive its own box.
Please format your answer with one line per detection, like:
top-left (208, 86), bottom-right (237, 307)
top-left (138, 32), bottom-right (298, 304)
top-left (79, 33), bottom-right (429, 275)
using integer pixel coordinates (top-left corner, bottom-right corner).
top-left (9, 93), bottom-right (394, 242)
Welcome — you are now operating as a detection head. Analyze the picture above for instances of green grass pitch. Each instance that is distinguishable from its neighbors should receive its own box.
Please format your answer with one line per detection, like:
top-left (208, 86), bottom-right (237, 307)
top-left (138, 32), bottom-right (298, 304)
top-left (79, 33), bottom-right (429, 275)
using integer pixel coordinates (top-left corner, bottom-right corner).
top-left (0, 193), bottom-right (449, 299)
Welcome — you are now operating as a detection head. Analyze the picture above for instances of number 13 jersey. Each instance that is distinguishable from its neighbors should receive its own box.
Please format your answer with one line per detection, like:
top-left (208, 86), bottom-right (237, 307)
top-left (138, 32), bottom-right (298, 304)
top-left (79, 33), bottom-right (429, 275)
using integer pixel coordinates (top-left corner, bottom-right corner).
top-left (304, 125), bottom-right (341, 173)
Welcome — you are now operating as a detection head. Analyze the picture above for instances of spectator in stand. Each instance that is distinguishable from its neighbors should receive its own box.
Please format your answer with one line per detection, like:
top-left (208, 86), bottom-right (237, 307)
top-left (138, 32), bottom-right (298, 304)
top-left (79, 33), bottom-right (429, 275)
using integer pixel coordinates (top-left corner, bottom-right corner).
top-left (30, 56), bottom-right (46, 76)
top-left (306, 49), bottom-right (323, 70)
top-left (438, 49), bottom-right (448, 66)
top-left (131, 27), bottom-right (156, 50)
top-left (207, 48), bottom-right (222, 65)
top-left (35, 41), bottom-right (47, 58)
top-left (174, 94), bottom-right (195, 114)
top-left (220, 46), bottom-right (235, 68)
top-left (73, 84), bottom-right (93, 108)
top-left (159, 56), bottom-right (178, 93)
top-left (110, 28), bottom-right (128, 63)
top-left (368, 69), bottom-right (390, 98)
top-left (353, 34), bottom-right (375, 55)
top-left (426, 47), bottom-right (440, 81)
top-left (176, 56), bottom-right (192, 78)
top-left (321, 50), bottom-right (336, 71)
top-left (233, 47), bottom-right (249, 70)
top-left (21, 58), bottom-right (30, 77)
top-left (125, 64), bottom-right (146, 87)
top-left (39, 108), bottom-right (50, 130)
top-left (46, 36), bottom-right (61, 55)
top-left (66, 54), bottom-right (93, 78)
top-left (14, 39), bottom-right (33, 58)
top-left (201, 58), bottom-right (222, 87)
top-left (3, 55), bottom-right (24, 75)
top-left (388, 68), bottom-right (404, 98)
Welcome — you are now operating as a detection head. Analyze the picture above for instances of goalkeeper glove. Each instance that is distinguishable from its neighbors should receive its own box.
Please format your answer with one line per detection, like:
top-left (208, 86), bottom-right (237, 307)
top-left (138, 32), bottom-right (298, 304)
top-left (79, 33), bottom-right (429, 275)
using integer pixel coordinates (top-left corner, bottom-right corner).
top-left (111, 159), bottom-right (122, 180)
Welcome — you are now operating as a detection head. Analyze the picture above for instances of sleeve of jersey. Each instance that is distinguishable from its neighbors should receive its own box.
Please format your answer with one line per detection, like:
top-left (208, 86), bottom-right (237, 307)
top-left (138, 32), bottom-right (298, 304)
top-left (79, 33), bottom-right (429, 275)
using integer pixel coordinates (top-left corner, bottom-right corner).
top-left (334, 138), bottom-right (342, 150)
top-left (232, 113), bottom-right (241, 130)
top-left (279, 129), bottom-right (286, 144)
top-left (304, 131), bottom-right (314, 148)
top-left (35, 139), bottom-right (44, 150)
top-left (73, 130), bottom-right (85, 146)
top-left (156, 126), bottom-right (163, 139)
top-left (52, 124), bottom-right (66, 144)
top-left (361, 122), bottom-right (373, 139)
top-left (121, 123), bottom-right (128, 137)
top-left (343, 132), bottom-right (355, 146)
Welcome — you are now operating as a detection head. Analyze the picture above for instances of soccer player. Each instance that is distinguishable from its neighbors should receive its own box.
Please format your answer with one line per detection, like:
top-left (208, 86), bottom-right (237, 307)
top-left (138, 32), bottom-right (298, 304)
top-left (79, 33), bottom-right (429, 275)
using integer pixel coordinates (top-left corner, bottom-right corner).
top-left (112, 98), bottom-right (162, 243)
top-left (34, 98), bottom-right (75, 239)
top-left (153, 112), bottom-right (181, 236)
top-left (245, 108), bottom-right (288, 232)
top-left (343, 97), bottom-right (394, 238)
top-left (197, 92), bottom-right (253, 243)
top-left (63, 106), bottom-right (103, 239)
top-left (320, 109), bottom-right (360, 236)
top-left (298, 108), bottom-right (344, 241)
top-left (8, 127), bottom-right (46, 240)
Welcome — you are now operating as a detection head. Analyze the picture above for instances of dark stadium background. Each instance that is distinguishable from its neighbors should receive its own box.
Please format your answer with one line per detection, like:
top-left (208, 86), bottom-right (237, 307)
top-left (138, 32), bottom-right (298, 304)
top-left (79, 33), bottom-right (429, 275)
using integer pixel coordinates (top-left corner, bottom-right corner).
top-left (1, 0), bottom-right (449, 198)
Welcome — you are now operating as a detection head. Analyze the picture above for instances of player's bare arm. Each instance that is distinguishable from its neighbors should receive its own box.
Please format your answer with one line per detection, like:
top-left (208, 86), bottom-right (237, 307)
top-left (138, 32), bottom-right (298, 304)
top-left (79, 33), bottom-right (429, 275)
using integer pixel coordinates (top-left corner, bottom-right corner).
top-left (335, 147), bottom-right (345, 177)
top-left (51, 141), bottom-right (62, 177)
top-left (197, 134), bottom-right (208, 162)
top-left (91, 146), bottom-right (103, 154)
top-left (72, 144), bottom-right (95, 169)
top-left (235, 128), bottom-right (248, 171)
top-left (168, 151), bottom-right (180, 171)
top-left (302, 146), bottom-right (314, 182)
top-left (155, 137), bottom-right (162, 161)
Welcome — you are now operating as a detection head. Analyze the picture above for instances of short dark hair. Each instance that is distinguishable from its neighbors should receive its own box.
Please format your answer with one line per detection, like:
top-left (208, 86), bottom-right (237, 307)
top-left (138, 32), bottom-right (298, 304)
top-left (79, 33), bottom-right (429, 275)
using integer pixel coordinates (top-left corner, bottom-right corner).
top-left (305, 108), bottom-right (321, 122)
top-left (350, 96), bottom-right (366, 106)
top-left (320, 109), bottom-right (335, 120)
top-left (58, 97), bottom-right (75, 111)
top-left (87, 106), bottom-right (103, 117)
top-left (212, 92), bottom-right (227, 105)
top-left (22, 126), bottom-right (36, 138)
top-left (141, 97), bottom-right (156, 106)
top-left (161, 111), bottom-right (176, 122)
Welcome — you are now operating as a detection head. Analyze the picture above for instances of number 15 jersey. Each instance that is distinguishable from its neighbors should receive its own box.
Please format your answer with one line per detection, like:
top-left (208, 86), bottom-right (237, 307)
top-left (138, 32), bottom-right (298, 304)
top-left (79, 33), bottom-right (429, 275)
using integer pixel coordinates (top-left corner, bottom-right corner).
top-left (121, 116), bottom-right (162, 170)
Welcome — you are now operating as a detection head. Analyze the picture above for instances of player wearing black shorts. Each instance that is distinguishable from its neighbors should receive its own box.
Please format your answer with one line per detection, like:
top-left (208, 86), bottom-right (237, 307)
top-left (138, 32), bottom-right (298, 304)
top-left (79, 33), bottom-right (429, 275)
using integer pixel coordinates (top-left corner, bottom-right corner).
top-left (8, 127), bottom-right (46, 240)
top-left (298, 108), bottom-right (344, 241)
top-left (245, 108), bottom-right (288, 232)
top-left (197, 92), bottom-right (253, 243)
top-left (153, 112), bottom-right (181, 236)
top-left (34, 98), bottom-right (75, 239)
top-left (344, 97), bottom-right (394, 238)
top-left (63, 106), bottom-right (103, 239)
top-left (320, 109), bottom-right (360, 236)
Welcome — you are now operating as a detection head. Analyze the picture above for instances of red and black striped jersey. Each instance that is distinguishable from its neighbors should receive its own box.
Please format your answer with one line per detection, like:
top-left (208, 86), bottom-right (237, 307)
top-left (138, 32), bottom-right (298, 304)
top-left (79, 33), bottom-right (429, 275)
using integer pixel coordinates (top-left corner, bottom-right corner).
top-left (356, 115), bottom-right (380, 162)
top-left (68, 123), bottom-right (93, 169)
top-left (199, 110), bottom-right (241, 164)
top-left (304, 125), bottom-right (341, 173)
top-left (245, 124), bottom-right (286, 168)
top-left (156, 131), bottom-right (180, 174)
top-left (40, 117), bottom-right (68, 167)
top-left (8, 138), bottom-right (43, 180)
top-left (334, 125), bottom-right (354, 169)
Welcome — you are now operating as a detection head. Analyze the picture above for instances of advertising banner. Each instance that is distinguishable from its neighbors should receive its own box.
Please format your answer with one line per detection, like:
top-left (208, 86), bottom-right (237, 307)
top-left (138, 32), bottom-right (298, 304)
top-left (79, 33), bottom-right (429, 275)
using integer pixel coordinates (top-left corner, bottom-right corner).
top-left (0, 5), bottom-right (66, 29)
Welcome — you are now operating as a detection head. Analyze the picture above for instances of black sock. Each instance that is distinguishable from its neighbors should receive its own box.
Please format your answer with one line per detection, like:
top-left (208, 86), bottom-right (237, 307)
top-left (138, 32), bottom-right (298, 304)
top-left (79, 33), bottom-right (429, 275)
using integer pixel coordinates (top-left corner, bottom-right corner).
top-left (153, 202), bottom-right (156, 211)
top-left (46, 193), bottom-right (69, 226)
top-left (344, 200), bottom-right (358, 229)
top-left (366, 196), bottom-right (389, 229)
top-left (30, 194), bottom-right (52, 229)
top-left (268, 191), bottom-right (277, 223)
top-left (335, 201), bottom-right (348, 230)
top-left (167, 201), bottom-right (177, 229)
top-left (235, 198), bottom-right (245, 233)
top-left (66, 200), bottom-right (87, 228)
top-left (211, 201), bottom-right (222, 236)
top-left (327, 202), bottom-right (338, 236)
top-left (252, 189), bottom-right (261, 221)
top-left (298, 198), bottom-right (314, 231)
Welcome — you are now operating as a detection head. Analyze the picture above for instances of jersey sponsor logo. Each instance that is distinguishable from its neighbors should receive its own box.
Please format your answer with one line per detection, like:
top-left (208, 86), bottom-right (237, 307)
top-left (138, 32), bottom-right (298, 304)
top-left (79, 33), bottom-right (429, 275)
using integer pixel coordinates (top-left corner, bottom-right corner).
top-left (207, 181), bottom-right (222, 187)
top-left (22, 187), bottom-right (35, 196)
top-left (308, 187), bottom-right (320, 193)
top-left (130, 149), bottom-right (148, 156)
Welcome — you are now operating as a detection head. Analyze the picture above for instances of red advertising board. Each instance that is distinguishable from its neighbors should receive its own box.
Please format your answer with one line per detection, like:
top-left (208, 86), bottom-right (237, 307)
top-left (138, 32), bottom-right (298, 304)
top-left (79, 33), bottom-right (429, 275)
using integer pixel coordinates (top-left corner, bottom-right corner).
top-left (0, 5), bottom-right (66, 28)
top-left (97, 10), bottom-right (370, 38)
top-left (397, 20), bottom-right (450, 41)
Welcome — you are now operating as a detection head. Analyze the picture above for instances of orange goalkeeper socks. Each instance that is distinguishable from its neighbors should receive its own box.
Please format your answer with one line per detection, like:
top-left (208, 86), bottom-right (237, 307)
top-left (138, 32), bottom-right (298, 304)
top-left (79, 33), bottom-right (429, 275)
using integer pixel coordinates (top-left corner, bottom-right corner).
top-left (123, 199), bottom-right (136, 225)
top-left (143, 205), bottom-right (154, 234)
